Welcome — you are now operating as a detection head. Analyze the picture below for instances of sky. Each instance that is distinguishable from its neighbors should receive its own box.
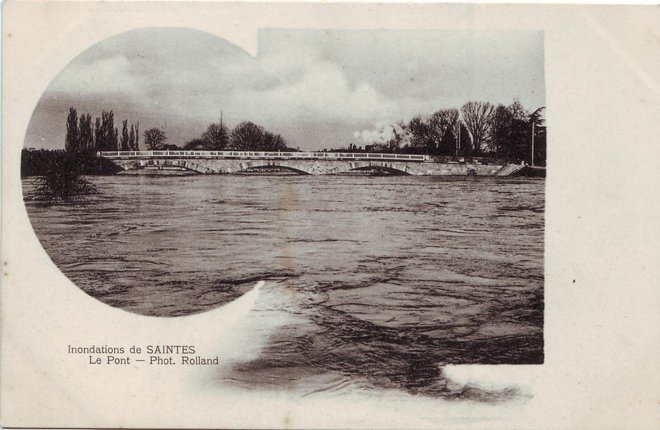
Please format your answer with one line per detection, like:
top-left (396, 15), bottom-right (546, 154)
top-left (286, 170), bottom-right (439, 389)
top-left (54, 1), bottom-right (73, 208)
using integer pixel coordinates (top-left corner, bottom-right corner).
top-left (25, 27), bottom-right (544, 151)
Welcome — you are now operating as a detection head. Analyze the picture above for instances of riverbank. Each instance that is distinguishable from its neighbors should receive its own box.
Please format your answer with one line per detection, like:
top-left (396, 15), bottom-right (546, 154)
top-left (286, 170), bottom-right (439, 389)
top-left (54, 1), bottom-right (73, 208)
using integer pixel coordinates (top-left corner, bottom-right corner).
top-left (21, 149), bottom-right (122, 177)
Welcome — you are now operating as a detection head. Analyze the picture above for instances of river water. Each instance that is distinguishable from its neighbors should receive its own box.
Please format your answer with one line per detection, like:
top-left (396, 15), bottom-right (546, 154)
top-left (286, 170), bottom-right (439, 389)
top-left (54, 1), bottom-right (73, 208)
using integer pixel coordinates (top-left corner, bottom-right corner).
top-left (23, 174), bottom-right (544, 398)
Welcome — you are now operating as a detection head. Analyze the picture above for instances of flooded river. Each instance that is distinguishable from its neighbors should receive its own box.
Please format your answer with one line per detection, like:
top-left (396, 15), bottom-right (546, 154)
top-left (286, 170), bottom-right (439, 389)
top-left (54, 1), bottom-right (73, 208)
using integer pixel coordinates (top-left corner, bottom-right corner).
top-left (24, 174), bottom-right (544, 397)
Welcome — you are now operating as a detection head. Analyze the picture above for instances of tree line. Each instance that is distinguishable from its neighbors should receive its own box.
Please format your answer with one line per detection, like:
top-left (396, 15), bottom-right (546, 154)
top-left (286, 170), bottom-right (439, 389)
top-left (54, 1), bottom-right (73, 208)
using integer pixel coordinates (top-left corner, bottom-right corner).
top-left (64, 107), bottom-right (292, 153)
top-left (64, 102), bottom-right (543, 163)
top-left (360, 99), bottom-right (546, 165)
top-left (65, 107), bottom-right (140, 153)
top-left (142, 120), bottom-right (290, 151)
top-left (179, 120), bottom-right (289, 152)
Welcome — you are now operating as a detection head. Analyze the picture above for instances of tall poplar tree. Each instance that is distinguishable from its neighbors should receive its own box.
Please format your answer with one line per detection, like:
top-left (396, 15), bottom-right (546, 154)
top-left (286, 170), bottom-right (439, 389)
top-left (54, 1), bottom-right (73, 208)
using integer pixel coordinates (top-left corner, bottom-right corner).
top-left (65, 107), bottom-right (80, 153)
top-left (78, 113), bottom-right (95, 154)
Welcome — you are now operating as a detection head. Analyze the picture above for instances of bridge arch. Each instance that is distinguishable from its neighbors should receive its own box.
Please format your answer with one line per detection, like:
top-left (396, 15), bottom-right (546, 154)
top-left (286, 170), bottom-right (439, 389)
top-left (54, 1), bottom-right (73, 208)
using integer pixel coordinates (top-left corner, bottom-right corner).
top-left (104, 154), bottom-right (433, 176)
top-left (347, 165), bottom-right (411, 175)
top-left (233, 161), bottom-right (313, 175)
top-left (235, 164), bottom-right (311, 175)
top-left (118, 159), bottom-right (213, 173)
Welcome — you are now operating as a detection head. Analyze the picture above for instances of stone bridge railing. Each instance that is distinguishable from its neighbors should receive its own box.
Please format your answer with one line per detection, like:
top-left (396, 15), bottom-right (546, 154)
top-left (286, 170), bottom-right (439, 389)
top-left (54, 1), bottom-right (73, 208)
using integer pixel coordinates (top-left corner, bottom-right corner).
top-left (98, 150), bottom-right (430, 162)
top-left (99, 151), bottom-right (509, 176)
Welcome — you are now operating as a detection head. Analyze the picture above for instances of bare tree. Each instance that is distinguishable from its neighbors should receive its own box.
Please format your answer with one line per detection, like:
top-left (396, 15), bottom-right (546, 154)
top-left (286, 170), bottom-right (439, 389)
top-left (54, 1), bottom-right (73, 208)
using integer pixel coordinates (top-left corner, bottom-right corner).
top-left (427, 112), bottom-right (445, 153)
top-left (461, 101), bottom-right (494, 155)
top-left (144, 128), bottom-right (167, 150)
top-left (407, 116), bottom-right (433, 153)
top-left (509, 98), bottom-right (528, 121)
top-left (488, 104), bottom-right (513, 157)
top-left (429, 109), bottom-right (460, 154)
top-left (230, 121), bottom-right (264, 151)
top-left (201, 123), bottom-right (229, 150)
top-left (386, 121), bottom-right (410, 152)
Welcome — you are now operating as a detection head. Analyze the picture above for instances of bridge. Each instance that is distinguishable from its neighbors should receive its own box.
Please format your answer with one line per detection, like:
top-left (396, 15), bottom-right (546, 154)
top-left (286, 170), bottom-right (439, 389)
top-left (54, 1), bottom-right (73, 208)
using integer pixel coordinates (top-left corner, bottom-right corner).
top-left (98, 150), bottom-right (510, 176)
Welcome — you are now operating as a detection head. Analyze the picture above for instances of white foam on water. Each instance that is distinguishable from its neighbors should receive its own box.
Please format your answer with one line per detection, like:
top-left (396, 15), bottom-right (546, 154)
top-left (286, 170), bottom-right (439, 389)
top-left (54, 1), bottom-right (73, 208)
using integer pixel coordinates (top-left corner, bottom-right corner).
top-left (177, 281), bottom-right (541, 428)
top-left (444, 364), bottom-right (542, 394)
top-left (229, 280), bottom-right (303, 353)
top-left (34, 280), bottom-right (544, 428)
top-left (184, 279), bottom-right (304, 387)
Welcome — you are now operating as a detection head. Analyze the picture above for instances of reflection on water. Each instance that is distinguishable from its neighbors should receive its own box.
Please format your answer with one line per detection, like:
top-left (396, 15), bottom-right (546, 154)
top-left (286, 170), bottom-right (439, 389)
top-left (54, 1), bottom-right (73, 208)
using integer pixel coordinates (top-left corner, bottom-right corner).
top-left (24, 174), bottom-right (544, 398)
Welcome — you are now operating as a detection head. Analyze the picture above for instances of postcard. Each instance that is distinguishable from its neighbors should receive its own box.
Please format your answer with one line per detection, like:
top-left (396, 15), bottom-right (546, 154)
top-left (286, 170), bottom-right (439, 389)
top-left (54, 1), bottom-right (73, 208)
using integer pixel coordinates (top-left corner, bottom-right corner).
top-left (2, 2), bottom-right (658, 428)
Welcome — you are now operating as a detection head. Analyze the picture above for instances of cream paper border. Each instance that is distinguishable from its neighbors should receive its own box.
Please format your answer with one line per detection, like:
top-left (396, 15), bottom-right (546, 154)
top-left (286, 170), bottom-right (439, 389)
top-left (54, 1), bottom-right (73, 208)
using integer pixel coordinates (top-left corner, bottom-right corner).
top-left (2, 2), bottom-right (659, 429)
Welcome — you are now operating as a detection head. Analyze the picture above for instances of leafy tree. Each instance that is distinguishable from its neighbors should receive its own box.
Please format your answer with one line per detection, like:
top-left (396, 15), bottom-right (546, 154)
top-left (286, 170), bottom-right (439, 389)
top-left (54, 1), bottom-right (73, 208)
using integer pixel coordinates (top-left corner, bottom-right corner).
top-left (528, 107), bottom-right (545, 129)
top-left (230, 121), bottom-right (264, 150)
top-left (456, 122), bottom-right (471, 156)
top-left (529, 107), bottom-right (546, 166)
top-left (65, 108), bottom-right (80, 153)
top-left (29, 153), bottom-right (98, 201)
top-left (508, 117), bottom-right (530, 161)
top-left (144, 128), bottom-right (167, 150)
top-left (439, 127), bottom-right (456, 156)
top-left (532, 124), bottom-right (546, 166)
top-left (461, 101), bottom-right (494, 155)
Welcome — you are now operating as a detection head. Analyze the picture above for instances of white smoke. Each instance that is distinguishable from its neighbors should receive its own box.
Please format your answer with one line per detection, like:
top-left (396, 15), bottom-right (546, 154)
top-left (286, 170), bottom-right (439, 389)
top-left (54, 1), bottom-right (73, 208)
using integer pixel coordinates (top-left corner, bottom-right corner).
top-left (353, 121), bottom-right (410, 146)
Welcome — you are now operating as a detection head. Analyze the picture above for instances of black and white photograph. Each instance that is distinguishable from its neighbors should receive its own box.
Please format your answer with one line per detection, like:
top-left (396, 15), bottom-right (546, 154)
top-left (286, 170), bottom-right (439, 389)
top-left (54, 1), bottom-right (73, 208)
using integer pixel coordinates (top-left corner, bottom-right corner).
top-left (21, 26), bottom-right (545, 397)
top-left (2, 3), bottom-right (658, 429)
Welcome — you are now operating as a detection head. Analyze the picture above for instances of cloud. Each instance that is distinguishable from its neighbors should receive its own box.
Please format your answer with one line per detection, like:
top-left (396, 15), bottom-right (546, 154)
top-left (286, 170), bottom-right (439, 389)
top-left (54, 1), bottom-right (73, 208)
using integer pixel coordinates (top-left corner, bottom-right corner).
top-left (27, 28), bottom-right (544, 151)
top-left (228, 60), bottom-right (397, 127)
top-left (48, 55), bottom-right (147, 96)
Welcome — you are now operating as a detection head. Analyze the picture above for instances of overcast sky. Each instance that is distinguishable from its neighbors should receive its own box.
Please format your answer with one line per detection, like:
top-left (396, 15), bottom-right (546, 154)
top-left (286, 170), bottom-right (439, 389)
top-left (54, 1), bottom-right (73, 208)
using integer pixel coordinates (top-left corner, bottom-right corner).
top-left (25, 27), bottom-right (544, 151)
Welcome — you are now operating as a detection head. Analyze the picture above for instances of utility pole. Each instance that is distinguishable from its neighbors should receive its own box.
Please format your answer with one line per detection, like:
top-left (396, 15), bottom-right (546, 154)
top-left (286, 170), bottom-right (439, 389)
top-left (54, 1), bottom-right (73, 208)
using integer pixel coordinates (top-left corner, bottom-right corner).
top-left (528, 106), bottom-right (544, 167)
top-left (220, 110), bottom-right (225, 150)
top-left (531, 121), bottom-right (535, 167)
top-left (456, 118), bottom-right (461, 158)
